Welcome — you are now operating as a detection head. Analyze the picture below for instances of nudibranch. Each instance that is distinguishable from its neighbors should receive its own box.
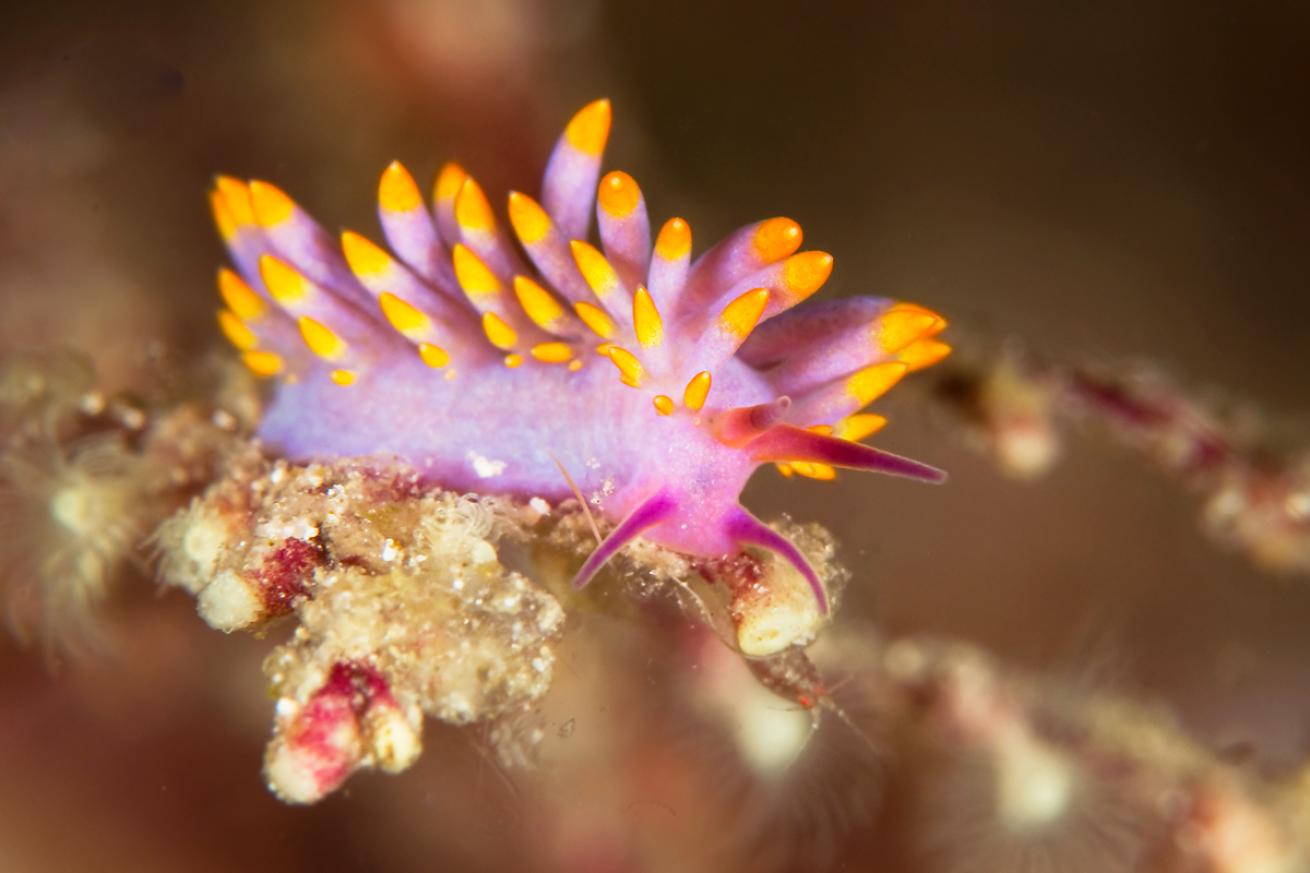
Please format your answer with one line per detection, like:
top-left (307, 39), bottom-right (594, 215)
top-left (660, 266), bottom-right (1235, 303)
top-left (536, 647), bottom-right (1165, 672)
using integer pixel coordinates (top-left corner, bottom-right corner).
top-left (208, 100), bottom-right (951, 613)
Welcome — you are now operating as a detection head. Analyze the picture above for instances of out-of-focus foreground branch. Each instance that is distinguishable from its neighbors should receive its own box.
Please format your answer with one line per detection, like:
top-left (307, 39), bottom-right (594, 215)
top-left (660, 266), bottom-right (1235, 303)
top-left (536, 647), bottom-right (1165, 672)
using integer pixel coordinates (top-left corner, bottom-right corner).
top-left (780, 631), bottom-right (1310, 872)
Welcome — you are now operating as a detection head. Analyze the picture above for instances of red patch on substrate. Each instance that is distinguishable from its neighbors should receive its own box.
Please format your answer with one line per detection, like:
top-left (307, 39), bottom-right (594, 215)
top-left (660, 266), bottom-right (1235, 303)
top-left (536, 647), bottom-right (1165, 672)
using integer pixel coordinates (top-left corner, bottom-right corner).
top-left (694, 551), bottom-right (765, 593)
top-left (329, 660), bottom-right (395, 711)
top-left (288, 661), bottom-right (398, 796)
top-left (254, 537), bottom-right (325, 614)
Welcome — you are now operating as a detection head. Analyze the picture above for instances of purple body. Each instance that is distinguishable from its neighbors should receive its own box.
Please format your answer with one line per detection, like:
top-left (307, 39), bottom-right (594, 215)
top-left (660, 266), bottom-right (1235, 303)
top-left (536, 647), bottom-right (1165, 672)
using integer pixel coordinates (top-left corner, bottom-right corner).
top-left (260, 353), bottom-right (771, 556)
top-left (211, 100), bottom-right (951, 610)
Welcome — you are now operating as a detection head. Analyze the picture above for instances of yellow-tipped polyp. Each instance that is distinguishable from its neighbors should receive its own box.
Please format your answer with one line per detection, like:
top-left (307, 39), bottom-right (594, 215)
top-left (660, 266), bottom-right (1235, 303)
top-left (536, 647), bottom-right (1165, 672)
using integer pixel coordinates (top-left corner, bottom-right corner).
top-left (598, 171), bottom-right (641, 218)
top-left (341, 230), bottom-right (393, 278)
top-left (378, 292), bottom-right (431, 339)
top-left (217, 310), bottom-right (257, 351)
top-left (513, 276), bottom-right (566, 331)
top-left (604, 345), bottom-right (643, 388)
top-left (248, 179), bottom-right (296, 227)
top-left (530, 342), bottom-right (574, 364)
top-left (874, 308), bottom-right (942, 354)
top-left (574, 301), bottom-right (615, 339)
top-left (259, 255), bottom-right (308, 304)
top-left (433, 162), bottom-right (467, 204)
top-left (570, 240), bottom-right (620, 300)
top-left (782, 251), bottom-right (834, 302)
top-left (719, 288), bottom-right (770, 340)
top-left (632, 287), bottom-right (663, 348)
top-left (683, 371), bottom-right (711, 412)
top-left (564, 98), bottom-right (612, 156)
top-left (418, 343), bottom-right (450, 369)
top-left (209, 190), bottom-right (237, 240)
top-left (899, 338), bottom-right (952, 372)
top-left (298, 316), bottom-right (348, 361)
top-left (837, 413), bottom-right (888, 442)
top-left (507, 192), bottom-right (552, 245)
top-left (455, 177), bottom-right (496, 232)
top-left (847, 361), bottom-right (908, 408)
top-left (241, 350), bottom-right (284, 378)
top-left (481, 311), bottom-right (518, 350)
top-left (378, 160), bottom-right (423, 213)
top-left (217, 268), bottom-right (265, 320)
top-left (330, 369), bottom-right (357, 387)
top-left (794, 462), bottom-right (837, 481)
top-left (655, 218), bottom-right (691, 261)
top-left (752, 218), bottom-right (803, 263)
top-left (452, 244), bottom-right (502, 300)
top-left (215, 176), bottom-right (255, 227)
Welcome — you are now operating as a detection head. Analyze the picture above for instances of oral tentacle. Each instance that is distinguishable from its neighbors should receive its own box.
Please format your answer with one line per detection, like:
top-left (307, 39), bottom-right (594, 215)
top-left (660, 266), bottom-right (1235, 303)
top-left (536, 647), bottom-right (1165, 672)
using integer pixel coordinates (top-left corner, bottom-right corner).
top-left (573, 489), bottom-right (679, 591)
top-left (713, 397), bottom-right (793, 446)
top-left (748, 424), bottom-right (948, 484)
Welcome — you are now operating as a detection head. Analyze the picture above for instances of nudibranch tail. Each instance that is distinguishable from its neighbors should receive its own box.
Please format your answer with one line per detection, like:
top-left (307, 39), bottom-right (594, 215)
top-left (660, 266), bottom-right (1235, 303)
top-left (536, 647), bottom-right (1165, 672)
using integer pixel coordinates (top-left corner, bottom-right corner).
top-left (208, 98), bottom-right (954, 620)
top-left (723, 507), bottom-right (830, 615)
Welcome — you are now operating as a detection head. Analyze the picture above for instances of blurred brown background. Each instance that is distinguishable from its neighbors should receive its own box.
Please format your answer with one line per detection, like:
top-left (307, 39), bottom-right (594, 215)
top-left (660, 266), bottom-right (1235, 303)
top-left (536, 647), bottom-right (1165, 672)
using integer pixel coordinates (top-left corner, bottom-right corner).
top-left (3, 1), bottom-right (1310, 871)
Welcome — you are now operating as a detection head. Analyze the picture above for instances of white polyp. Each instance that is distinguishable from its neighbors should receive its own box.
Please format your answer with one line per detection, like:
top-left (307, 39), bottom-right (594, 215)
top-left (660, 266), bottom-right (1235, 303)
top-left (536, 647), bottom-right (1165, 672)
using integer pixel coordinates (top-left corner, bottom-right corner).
top-left (265, 740), bottom-right (325, 805)
top-left (737, 601), bottom-right (820, 657)
top-left (49, 487), bottom-right (93, 534)
top-left (994, 729), bottom-right (1075, 832)
top-left (996, 425), bottom-right (1059, 479)
top-left (468, 538), bottom-right (496, 566)
top-left (735, 556), bottom-right (824, 657)
top-left (181, 510), bottom-right (228, 582)
top-left (1285, 490), bottom-right (1310, 521)
top-left (365, 704), bottom-right (423, 774)
top-left (266, 721), bottom-right (363, 805)
top-left (731, 680), bottom-right (813, 777)
top-left (467, 451), bottom-right (506, 479)
top-left (197, 570), bottom-right (263, 632)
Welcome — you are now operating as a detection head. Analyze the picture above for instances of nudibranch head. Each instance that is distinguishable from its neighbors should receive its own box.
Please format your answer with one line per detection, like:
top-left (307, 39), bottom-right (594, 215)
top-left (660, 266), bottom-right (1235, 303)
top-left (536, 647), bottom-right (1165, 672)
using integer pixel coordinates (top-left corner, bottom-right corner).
top-left (208, 99), bottom-right (951, 614)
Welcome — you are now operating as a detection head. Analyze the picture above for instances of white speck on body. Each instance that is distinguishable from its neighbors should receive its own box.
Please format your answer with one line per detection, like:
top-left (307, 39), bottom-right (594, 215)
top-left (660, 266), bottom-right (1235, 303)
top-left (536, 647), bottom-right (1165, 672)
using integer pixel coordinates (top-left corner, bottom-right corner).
top-left (467, 451), bottom-right (507, 479)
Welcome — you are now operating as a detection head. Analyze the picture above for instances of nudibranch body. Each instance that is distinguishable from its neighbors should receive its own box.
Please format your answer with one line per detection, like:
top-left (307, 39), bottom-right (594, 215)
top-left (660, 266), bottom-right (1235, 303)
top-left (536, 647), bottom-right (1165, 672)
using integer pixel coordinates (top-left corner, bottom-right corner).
top-left (209, 100), bottom-right (951, 611)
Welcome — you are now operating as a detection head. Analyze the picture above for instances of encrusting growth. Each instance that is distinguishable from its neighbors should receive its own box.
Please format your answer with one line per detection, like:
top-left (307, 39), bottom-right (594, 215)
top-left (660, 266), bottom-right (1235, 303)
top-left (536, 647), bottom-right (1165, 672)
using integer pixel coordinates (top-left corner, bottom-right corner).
top-left (0, 351), bottom-right (250, 660)
top-left (158, 451), bottom-right (568, 802)
top-left (155, 444), bottom-right (847, 801)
